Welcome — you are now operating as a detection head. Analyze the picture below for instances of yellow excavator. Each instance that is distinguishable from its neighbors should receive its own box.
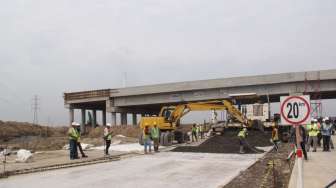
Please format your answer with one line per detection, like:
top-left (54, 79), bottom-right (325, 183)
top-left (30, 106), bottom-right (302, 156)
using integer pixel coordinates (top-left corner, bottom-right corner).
top-left (139, 100), bottom-right (262, 146)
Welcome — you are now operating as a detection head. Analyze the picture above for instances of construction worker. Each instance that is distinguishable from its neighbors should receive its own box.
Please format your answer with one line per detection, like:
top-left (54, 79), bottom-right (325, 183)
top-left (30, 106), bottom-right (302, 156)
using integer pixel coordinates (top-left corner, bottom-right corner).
top-left (317, 117), bottom-right (323, 147)
top-left (68, 122), bottom-right (80, 160)
top-left (199, 124), bottom-right (204, 139)
top-left (330, 137), bottom-right (335, 150)
top-left (331, 120), bottom-right (335, 149)
top-left (191, 124), bottom-right (198, 142)
top-left (143, 125), bottom-right (152, 154)
top-left (75, 124), bottom-right (88, 158)
top-left (307, 119), bottom-right (318, 152)
top-left (290, 125), bottom-right (308, 160)
top-left (238, 126), bottom-right (248, 154)
top-left (271, 124), bottom-right (280, 151)
top-left (300, 125), bottom-right (308, 160)
top-left (103, 123), bottom-right (113, 155)
top-left (151, 122), bottom-right (160, 152)
top-left (321, 117), bottom-right (332, 152)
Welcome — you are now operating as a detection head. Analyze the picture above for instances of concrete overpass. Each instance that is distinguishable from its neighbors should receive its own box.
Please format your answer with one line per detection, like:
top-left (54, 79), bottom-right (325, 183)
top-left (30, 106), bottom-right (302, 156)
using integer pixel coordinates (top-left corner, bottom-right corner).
top-left (63, 69), bottom-right (336, 127)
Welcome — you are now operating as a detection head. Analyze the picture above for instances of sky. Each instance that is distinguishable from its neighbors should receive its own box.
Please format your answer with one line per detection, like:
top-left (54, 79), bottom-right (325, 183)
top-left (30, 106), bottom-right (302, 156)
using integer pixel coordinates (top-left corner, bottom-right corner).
top-left (1, 0), bottom-right (336, 126)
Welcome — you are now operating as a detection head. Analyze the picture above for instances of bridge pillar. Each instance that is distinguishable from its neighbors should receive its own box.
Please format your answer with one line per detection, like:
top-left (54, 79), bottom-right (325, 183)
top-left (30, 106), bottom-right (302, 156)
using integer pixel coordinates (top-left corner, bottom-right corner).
top-left (111, 112), bottom-right (117, 126)
top-left (81, 109), bottom-right (86, 132)
top-left (132, 113), bottom-right (137, 126)
top-left (102, 110), bottom-right (106, 126)
top-left (69, 108), bottom-right (74, 125)
top-left (121, 113), bottom-right (127, 125)
top-left (92, 110), bottom-right (97, 128)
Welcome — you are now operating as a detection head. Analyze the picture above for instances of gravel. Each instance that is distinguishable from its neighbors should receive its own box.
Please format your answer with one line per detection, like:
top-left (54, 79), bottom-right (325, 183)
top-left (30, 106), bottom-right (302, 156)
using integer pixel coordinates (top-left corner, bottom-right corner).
top-left (172, 130), bottom-right (272, 154)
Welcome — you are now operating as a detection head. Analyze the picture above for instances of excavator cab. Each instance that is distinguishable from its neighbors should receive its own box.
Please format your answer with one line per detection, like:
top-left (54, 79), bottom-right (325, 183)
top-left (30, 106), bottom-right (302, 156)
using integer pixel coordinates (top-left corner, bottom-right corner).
top-left (160, 107), bottom-right (175, 122)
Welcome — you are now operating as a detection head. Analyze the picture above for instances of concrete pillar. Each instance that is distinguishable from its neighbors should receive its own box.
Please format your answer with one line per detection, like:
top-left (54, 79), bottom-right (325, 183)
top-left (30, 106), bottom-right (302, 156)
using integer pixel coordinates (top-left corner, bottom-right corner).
top-left (132, 113), bottom-right (137, 126)
top-left (69, 108), bottom-right (74, 125)
top-left (93, 110), bottom-right (97, 128)
top-left (121, 113), bottom-right (127, 125)
top-left (81, 109), bottom-right (86, 132)
top-left (102, 110), bottom-right (106, 126)
top-left (111, 112), bottom-right (117, 126)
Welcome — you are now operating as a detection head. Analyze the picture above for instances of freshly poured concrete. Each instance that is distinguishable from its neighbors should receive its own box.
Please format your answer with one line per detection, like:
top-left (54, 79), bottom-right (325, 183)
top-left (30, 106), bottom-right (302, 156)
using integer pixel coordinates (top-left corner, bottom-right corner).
top-left (289, 136), bottom-right (336, 188)
top-left (0, 152), bottom-right (266, 188)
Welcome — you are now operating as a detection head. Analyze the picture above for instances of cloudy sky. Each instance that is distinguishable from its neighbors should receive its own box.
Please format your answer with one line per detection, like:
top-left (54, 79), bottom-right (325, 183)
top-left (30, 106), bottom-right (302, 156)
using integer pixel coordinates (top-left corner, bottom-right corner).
top-left (1, 0), bottom-right (336, 125)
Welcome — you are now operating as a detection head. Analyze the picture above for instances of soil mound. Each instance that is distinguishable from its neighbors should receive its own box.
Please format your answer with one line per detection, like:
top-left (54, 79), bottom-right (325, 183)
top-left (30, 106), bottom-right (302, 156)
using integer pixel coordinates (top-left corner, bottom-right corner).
top-left (172, 130), bottom-right (272, 154)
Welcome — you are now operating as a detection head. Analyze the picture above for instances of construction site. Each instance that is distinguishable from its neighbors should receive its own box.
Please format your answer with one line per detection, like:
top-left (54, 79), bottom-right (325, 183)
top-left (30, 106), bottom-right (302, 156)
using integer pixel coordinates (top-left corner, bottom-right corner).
top-left (2, 1), bottom-right (336, 187)
top-left (0, 69), bottom-right (336, 188)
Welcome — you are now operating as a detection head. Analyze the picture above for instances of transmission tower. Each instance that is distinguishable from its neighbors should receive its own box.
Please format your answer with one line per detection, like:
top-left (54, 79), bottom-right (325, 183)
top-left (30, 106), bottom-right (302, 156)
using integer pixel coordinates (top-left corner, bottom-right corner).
top-left (31, 95), bottom-right (40, 125)
top-left (304, 72), bottom-right (322, 118)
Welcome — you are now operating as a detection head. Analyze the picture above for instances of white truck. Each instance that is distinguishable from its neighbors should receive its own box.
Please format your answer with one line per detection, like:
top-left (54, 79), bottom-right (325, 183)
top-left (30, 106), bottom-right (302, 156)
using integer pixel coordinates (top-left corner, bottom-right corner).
top-left (210, 103), bottom-right (273, 133)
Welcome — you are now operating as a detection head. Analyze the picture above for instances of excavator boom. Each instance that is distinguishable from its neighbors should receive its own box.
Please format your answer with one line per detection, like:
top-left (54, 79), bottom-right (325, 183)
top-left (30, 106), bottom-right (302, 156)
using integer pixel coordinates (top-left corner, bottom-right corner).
top-left (170, 100), bottom-right (251, 127)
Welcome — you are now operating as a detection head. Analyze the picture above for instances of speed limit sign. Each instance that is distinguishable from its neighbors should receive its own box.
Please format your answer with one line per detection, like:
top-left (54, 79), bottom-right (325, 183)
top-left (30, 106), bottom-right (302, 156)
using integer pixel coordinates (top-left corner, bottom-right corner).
top-left (280, 95), bottom-right (311, 125)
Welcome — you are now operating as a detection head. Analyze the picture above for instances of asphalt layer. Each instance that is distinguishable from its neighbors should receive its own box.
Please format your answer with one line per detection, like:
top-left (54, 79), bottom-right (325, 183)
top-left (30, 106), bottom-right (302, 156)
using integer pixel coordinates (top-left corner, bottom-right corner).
top-left (172, 130), bottom-right (272, 154)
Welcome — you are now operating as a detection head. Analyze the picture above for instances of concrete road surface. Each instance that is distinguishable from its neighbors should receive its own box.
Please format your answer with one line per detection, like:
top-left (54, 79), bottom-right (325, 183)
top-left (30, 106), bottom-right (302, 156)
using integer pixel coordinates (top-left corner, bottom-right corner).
top-left (289, 136), bottom-right (336, 188)
top-left (0, 152), bottom-right (265, 188)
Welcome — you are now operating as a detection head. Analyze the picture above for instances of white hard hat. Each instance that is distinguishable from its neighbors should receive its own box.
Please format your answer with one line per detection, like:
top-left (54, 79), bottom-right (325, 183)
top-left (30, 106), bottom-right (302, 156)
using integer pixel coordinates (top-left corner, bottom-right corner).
top-left (106, 123), bottom-right (112, 127)
top-left (243, 128), bottom-right (247, 131)
top-left (71, 122), bottom-right (80, 126)
top-left (323, 117), bottom-right (330, 122)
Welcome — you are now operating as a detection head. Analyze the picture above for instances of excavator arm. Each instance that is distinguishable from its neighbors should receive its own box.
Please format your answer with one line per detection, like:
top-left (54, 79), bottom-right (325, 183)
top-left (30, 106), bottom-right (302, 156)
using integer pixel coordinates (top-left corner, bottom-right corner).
top-left (169, 100), bottom-right (252, 128)
top-left (222, 100), bottom-right (252, 126)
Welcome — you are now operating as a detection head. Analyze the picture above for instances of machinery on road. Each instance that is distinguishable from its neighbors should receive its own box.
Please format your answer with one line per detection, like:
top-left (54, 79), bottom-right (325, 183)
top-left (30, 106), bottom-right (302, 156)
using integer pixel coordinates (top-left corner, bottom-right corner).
top-left (139, 100), bottom-right (261, 146)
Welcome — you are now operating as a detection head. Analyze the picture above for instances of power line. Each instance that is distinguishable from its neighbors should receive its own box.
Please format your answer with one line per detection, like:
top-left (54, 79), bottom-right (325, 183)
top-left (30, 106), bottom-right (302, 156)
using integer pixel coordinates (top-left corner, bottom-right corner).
top-left (31, 95), bottom-right (40, 125)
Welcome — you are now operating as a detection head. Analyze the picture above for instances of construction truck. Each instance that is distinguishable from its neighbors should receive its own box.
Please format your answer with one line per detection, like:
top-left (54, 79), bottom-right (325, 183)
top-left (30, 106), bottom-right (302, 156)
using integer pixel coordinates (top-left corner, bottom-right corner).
top-left (138, 100), bottom-right (260, 146)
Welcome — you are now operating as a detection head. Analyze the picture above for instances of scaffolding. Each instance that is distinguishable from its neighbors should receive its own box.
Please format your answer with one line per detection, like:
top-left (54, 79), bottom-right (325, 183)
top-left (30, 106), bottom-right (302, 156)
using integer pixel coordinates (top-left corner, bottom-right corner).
top-left (304, 72), bottom-right (322, 118)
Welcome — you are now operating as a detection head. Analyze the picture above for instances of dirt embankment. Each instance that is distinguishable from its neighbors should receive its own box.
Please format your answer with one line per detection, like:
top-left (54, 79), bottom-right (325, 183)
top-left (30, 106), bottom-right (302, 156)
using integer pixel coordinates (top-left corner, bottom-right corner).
top-left (172, 130), bottom-right (272, 154)
top-left (224, 143), bottom-right (294, 188)
top-left (0, 121), bottom-right (142, 151)
top-left (0, 121), bottom-right (67, 142)
top-left (86, 126), bottom-right (141, 139)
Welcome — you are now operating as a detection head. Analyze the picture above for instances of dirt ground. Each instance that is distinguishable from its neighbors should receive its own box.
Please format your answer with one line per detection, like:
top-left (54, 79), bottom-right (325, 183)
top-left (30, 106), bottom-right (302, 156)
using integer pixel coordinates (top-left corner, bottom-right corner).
top-left (86, 125), bottom-right (141, 138)
top-left (172, 130), bottom-right (272, 154)
top-left (223, 143), bottom-right (294, 188)
top-left (0, 122), bottom-right (140, 151)
top-left (0, 121), bottom-right (67, 142)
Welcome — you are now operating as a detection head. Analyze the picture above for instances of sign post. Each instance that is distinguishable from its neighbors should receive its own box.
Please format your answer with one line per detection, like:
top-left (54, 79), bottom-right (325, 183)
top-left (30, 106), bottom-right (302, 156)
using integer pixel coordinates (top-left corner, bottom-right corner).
top-left (280, 95), bottom-right (311, 188)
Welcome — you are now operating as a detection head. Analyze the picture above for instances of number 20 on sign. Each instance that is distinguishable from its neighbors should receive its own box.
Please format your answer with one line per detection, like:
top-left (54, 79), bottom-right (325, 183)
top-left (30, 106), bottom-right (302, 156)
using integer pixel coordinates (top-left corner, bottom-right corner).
top-left (280, 95), bottom-right (311, 125)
